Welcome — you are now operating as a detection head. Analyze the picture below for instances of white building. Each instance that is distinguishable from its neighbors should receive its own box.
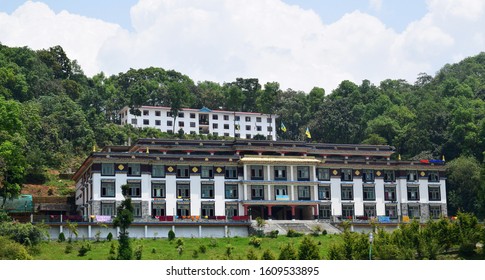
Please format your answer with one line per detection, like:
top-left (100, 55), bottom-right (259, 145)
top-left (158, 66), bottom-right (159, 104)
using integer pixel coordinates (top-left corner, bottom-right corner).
top-left (73, 139), bottom-right (447, 223)
top-left (119, 106), bottom-right (277, 140)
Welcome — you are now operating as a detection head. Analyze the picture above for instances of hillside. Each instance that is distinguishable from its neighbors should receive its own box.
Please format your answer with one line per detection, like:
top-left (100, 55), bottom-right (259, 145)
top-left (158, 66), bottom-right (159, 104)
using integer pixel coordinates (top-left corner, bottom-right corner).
top-left (1, 43), bottom-right (485, 217)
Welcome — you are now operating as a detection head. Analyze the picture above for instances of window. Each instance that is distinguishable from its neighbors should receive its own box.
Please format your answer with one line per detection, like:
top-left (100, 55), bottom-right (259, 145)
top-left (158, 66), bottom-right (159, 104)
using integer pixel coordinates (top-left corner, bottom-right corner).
top-left (256, 117), bottom-right (261, 122)
top-left (245, 125), bottom-right (251, 130)
top-left (341, 185), bottom-right (353, 200)
top-left (428, 186), bottom-right (441, 201)
top-left (190, 113), bottom-right (196, 119)
top-left (201, 166), bottom-right (214, 179)
top-left (131, 118), bottom-right (137, 125)
top-left (225, 203), bottom-right (238, 218)
top-left (151, 203), bottom-right (165, 217)
top-left (155, 110), bottom-right (161, 117)
top-left (385, 205), bottom-right (398, 219)
top-left (274, 186), bottom-right (288, 197)
top-left (362, 169), bottom-right (374, 182)
top-left (251, 165), bottom-right (264, 180)
top-left (212, 123), bottom-right (218, 129)
top-left (176, 202), bottom-right (190, 217)
top-left (127, 163), bottom-right (141, 176)
top-left (213, 132), bottom-right (218, 137)
top-left (245, 116), bottom-right (251, 122)
top-left (201, 183), bottom-right (214, 199)
top-left (167, 120), bottom-right (173, 127)
top-left (407, 171), bottom-right (418, 182)
top-left (342, 204), bottom-right (354, 219)
top-left (407, 186), bottom-right (419, 200)
top-left (212, 114), bottom-right (218, 120)
top-left (101, 163), bottom-right (115, 176)
top-left (152, 165), bottom-right (165, 178)
top-left (225, 166), bottom-right (238, 179)
top-left (155, 120), bottom-right (161, 126)
top-left (127, 181), bottom-right (141, 197)
top-left (267, 117), bottom-right (272, 123)
top-left (224, 124), bottom-right (229, 129)
top-left (298, 186), bottom-right (310, 200)
top-left (274, 166), bottom-right (287, 180)
top-left (178, 121), bottom-right (184, 127)
top-left (177, 165), bottom-right (190, 178)
top-left (316, 168), bottom-right (330, 181)
top-left (224, 115), bottom-right (229, 121)
top-left (429, 205), bottom-right (441, 219)
top-left (167, 112), bottom-right (173, 117)
top-left (251, 185), bottom-right (264, 200)
top-left (428, 172), bottom-right (439, 182)
top-left (143, 110), bottom-right (149, 116)
top-left (267, 126), bottom-right (273, 132)
top-left (101, 181), bottom-right (115, 197)
top-left (176, 183), bottom-right (190, 199)
top-left (224, 133), bottom-right (229, 137)
top-left (178, 112), bottom-right (184, 118)
top-left (235, 116), bottom-right (240, 121)
top-left (384, 185), bottom-right (396, 201)
top-left (132, 202), bottom-right (142, 217)
top-left (225, 184), bottom-right (238, 199)
top-left (246, 134), bottom-right (251, 139)
top-left (101, 202), bottom-right (115, 216)
top-left (408, 205), bottom-right (420, 219)
top-left (297, 166), bottom-right (310, 181)
top-left (341, 169), bottom-right (353, 181)
top-left (143, 119), bottom-right (149, 125)
top-left (256, 126), bottom-right (262, 131)
top-left (384, 170), bottom-right (395, 182)
top-left (318, 185), bottom-right (331, 200)
top-left (190, 122), bottom-right (196, 127)
top-left (364, 204), bottom-right (376, 218)
top-left (152, 182), bottom-right (165, 198)
top-left (201, 202), bottom-right (215, 217)
top-left (319, 205), bottom-right (331, 219)
top-left (363, 186), bottom-right (375, 201)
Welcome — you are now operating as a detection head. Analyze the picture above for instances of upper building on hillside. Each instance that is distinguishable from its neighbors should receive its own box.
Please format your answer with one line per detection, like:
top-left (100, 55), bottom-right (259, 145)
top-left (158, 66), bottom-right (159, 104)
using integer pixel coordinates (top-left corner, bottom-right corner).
top-left (119, 106), bottom-right (277, 140)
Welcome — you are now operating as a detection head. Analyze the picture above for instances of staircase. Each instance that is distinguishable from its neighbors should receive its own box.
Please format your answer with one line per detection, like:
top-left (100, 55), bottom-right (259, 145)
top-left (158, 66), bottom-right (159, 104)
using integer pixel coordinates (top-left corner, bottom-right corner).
top-left (251, 220), bottom-right (342, 235)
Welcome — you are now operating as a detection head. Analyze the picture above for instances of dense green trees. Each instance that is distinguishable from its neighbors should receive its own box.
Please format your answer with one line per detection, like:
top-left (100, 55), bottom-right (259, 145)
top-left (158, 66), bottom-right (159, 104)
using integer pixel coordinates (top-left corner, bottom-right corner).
top-left (1, 43), bottom-right (485, 217)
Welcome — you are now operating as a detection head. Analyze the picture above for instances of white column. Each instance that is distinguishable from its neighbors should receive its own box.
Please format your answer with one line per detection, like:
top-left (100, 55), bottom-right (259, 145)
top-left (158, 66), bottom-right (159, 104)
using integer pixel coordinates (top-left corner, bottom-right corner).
top-left (243, 184), bottom-right (248, 200)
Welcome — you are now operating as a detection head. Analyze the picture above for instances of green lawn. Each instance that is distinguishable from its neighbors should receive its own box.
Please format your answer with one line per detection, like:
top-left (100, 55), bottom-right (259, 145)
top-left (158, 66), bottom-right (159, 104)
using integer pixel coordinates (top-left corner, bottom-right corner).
top-left (33, 234), bottom-right (341, 260)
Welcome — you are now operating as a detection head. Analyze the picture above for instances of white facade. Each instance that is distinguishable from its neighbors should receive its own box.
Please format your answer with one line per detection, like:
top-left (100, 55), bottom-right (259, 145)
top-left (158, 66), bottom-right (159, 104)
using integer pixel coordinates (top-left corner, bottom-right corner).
top-left (74, 139), bottom-right (447, 223)
top-left (119, 106), bottom-right (277, 140)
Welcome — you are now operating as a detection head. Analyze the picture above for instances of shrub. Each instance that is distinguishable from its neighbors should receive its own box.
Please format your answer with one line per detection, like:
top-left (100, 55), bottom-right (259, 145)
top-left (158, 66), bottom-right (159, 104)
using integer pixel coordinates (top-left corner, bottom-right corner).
top-left (192, 250), bottom-right (199, 258)
top-left (168, 230), bottom-right (176, 241)
top-left (261, 249), bottom-right (276, 260)
top-left (177, 245), bottom-right (184, 255)
top-left (287, 229), bottom-right (303, 238)
top-left (279, 243), bottom-right (298, 260)
top-left (58, 232), bottom-right (66, 243)
top-left (199, 244), bottom-right (207, 254)
top-left (151, 248), bottom-right (156, 254)
top-left (0, 236), bottom-right (32, 260)
top-left (247, 248), bottom-right (259, 260)
top-left (298, 236), bottom-right (320, 260)
top-left (225, 244), bottom-right (234, 259)
top-left (107, 232), bottom-right (113, 242)
top-left (312, 225), bottom-right (323, 236)
top-left (268, 230), bottom-right (279, 238)
top-left (109, 243), bottom-right (116, 255)
top-left (64, 244), bottom-right (73, 254)
top-left (322, 229), bottom-right (328, 236)
top-left (175, 238), bottom-right (184, 248)
top-left (134, 244), bottom-right (143, 260)
top-left (78, 244), bottom-right (90, 257)
top-left (209, 238), bottom-right (217, 248)
top-left (0, 222), bottom-right (47, 246)
top-left (249, 237), bottom-right (262, 248)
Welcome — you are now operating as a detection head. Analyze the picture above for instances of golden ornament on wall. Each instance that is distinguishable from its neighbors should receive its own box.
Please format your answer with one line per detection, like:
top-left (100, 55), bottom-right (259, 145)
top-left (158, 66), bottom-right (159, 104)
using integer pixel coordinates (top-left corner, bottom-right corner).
top-left (192, 167), bottom-right (199, 173)
top-left (376, 171), bottom-right (381, 177)
top-left (332, 170), bottom-right (338, 175)
top-left (216, 167), bottom-right (223, 173)
top-left (167, 166), bottom-right (174, 172)
top-left (118, 164), bottom-right (124, 171)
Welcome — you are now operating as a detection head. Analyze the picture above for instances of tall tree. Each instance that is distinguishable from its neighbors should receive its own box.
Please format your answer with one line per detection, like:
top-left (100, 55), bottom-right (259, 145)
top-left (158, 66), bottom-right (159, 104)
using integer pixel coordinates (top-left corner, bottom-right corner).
top-left (113, 184), bottom-right (134, 260)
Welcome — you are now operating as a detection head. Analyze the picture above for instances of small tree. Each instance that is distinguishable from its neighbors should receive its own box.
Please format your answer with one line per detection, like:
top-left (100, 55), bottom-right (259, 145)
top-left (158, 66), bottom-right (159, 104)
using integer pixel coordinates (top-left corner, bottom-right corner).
top-left (168, 230), bottom-right (175, 241)
top-left (112, 184), bottom-right (134, 260)
top-left (65, 220), bottom-right (78, 243)
top-left (261, 249), bottom-right (276, 260)
top-left (298, 236), bottom-right (320, 260)
top-left (279, 243), bottom-right (298, 260)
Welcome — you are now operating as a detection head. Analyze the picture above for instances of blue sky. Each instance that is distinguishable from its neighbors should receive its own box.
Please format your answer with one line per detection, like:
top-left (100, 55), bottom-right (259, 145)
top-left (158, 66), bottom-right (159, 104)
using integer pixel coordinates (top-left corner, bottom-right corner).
top-left (1, 0), bottom-right (484, 92)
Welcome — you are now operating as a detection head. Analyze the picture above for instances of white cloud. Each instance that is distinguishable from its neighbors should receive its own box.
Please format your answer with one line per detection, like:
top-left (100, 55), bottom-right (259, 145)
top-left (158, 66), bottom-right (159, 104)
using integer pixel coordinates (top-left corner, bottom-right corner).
top-left (369, 0), bottom-right (383, 12)
top-left (1, 0), bottom-right (484, 93)
top-left (0, 1), bottom-right (121, 76)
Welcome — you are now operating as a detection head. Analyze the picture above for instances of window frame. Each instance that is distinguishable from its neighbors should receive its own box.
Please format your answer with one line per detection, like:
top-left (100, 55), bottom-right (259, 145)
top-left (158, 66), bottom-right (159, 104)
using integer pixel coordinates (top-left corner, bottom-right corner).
top-left (101, 163), bottom-right (115, 176)
top-left (341, 185), bottom-right (354, 200)
top-left (225, 184), bottom-right (238, 199)
top-left (318, 185), bottom-right (331, 200)
top-left (201, 182), bottom-right (215, 199)
top-left (100, 180), bottom-right (115, 197)
top-left (151, 182), bottom-right (166, 198)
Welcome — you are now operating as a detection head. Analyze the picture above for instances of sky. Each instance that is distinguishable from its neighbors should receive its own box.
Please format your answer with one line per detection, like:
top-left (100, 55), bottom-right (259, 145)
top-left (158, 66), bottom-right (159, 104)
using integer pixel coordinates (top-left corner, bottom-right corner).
top-left (0, 0), bottom-right (484, 93)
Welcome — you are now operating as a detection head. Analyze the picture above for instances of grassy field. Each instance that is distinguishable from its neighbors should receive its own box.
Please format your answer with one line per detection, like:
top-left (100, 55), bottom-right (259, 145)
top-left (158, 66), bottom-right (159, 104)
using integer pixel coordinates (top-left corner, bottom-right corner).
top-left (32, 234), bottom-right (341, 260)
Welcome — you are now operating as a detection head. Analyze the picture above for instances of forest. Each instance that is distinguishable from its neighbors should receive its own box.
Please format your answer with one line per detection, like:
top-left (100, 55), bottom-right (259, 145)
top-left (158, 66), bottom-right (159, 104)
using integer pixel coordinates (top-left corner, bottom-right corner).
top-left (1, 43), bottom-right (485, 218)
